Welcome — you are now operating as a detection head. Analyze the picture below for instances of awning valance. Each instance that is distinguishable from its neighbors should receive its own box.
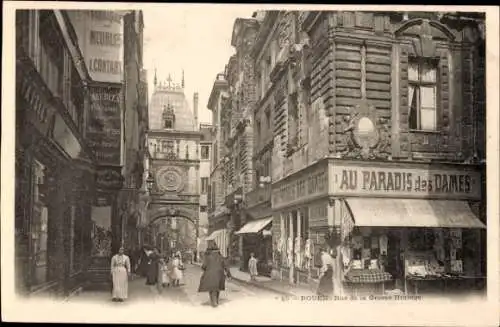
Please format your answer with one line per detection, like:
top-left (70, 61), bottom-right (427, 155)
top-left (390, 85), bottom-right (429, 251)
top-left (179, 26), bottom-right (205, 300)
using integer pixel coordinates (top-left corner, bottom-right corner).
top-left (205, 228), bottom-right (228, 241)
top-left (345, 198), bottom-right (486, 229)
top-left (235, 217), bottom-right (273, 235)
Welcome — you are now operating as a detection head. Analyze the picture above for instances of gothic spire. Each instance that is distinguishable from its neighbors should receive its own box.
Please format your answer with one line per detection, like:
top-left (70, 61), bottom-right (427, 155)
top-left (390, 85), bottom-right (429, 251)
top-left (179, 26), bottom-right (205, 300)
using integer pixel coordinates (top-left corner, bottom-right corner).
top-left (154, 67), bottom-right (157, 87)
top-left (182, 69), bottom-right (185, 88)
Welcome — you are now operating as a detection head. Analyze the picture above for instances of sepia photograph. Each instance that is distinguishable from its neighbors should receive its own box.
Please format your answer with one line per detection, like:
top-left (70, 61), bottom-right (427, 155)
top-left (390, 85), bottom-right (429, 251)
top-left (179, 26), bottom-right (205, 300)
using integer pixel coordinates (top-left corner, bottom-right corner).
top-left (1, 2), bottom-right (499, 326)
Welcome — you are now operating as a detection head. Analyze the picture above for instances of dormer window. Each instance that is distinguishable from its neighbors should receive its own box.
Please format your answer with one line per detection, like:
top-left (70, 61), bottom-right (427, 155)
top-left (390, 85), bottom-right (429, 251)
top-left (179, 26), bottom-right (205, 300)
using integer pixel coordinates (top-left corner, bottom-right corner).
top-left (164, 119), bottom-right (173, 129)
top-left (162, 103), bottom-right (175, 129)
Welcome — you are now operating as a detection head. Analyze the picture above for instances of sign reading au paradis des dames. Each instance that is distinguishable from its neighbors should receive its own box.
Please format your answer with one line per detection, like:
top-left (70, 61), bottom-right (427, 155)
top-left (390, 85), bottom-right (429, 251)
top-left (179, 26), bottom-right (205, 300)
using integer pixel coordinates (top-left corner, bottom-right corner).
top-left (272, 163), bottom-right (482, 208)
top-left (331, 164), bottom-right (481, 200)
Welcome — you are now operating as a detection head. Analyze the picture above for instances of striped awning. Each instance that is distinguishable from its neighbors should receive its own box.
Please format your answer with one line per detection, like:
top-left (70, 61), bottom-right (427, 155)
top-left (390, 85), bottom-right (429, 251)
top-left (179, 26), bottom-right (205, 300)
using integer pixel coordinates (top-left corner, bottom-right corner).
top-left (205, 229), bottom-right (227, 240)
top-left (345, 198), bottom-right (486, 229)
top-left (205, 229), bottom-right (230, 257)
top-left (235, 217), bottom-right (273, 235)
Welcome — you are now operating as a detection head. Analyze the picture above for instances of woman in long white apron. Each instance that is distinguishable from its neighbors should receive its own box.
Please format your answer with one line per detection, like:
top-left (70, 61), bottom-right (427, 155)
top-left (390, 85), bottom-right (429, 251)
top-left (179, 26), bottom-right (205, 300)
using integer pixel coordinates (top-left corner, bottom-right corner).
top-left (111, 247), bottom-right (131, 302)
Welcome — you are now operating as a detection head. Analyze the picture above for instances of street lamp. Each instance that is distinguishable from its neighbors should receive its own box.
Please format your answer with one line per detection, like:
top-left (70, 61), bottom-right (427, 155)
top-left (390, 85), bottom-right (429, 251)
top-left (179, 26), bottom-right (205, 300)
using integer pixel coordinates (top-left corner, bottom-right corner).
top-left (259, 175), bottom-right (271, 188)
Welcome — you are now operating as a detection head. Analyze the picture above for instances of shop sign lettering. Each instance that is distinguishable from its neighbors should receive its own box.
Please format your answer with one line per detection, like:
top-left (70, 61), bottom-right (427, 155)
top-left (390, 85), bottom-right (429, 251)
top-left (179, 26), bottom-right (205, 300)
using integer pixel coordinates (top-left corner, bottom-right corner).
top-left (332, 165), bottom-right (481, 200)
top-left (272, 168), bottom-right (328, 207)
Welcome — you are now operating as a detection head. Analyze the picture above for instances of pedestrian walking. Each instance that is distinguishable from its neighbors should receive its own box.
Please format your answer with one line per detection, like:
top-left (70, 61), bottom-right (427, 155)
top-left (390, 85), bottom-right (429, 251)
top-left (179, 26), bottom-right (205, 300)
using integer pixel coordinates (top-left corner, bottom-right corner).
top-left (158, 256), bottom-right (170, 289)
top-left (317, 248), bottom-right (334, 297)
top-left (170, 253), bottom-right (184, 287)
top-left (145, 248), bottom-right (160, 285)
top-left (110, 247), bottom-right (131, 302)
top-left (198, 242), bottom-right (232, 307)
top-left (248, 252), bottom-right (258, 281)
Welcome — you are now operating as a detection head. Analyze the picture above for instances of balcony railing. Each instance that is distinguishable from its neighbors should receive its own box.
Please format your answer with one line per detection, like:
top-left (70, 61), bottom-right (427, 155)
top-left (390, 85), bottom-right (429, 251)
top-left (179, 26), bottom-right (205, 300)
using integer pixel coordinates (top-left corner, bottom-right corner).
top-left (245, 183), bottom-right (271, 208)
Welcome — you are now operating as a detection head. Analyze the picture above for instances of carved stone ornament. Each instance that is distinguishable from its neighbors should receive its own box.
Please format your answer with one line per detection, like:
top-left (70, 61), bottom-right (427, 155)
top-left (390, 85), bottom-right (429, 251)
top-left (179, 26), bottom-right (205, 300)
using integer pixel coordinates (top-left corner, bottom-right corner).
top-left (339, 101), bottom-right (391, 160)
top-left (156, 166), bottom-right (185, 192)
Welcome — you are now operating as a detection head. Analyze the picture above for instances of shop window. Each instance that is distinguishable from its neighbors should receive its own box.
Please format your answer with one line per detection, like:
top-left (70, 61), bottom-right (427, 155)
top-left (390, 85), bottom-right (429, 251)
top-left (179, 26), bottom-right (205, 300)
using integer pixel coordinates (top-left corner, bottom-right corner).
top-left (71, 207), bottom-right (84, 273)
top-left (408, 58), bottom-right (438, 131)
top-left (408, 228), bottom-right (435, 252)
top-left (31, 160), bottom-right (50, 286)
top-left (201, 177), bottom-right (209, 194)
top-left (201, 145), bottom-right (210, 160)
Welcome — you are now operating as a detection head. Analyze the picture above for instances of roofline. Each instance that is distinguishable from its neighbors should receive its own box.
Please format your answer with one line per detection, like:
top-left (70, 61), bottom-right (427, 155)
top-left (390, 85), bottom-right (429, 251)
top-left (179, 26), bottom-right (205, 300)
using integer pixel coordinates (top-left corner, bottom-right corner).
top-left (231, 17), bottom-right (260, 48)
top-left (54, 10), bottom-right (92, 82)
top-left (207, 78), bottom-right (228, 111)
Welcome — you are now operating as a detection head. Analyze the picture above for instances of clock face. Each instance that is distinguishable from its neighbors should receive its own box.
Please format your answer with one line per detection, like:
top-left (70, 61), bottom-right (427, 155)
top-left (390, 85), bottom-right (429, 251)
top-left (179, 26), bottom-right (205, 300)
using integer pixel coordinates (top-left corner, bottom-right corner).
top-left (156, 167), bottom-right (184, 192)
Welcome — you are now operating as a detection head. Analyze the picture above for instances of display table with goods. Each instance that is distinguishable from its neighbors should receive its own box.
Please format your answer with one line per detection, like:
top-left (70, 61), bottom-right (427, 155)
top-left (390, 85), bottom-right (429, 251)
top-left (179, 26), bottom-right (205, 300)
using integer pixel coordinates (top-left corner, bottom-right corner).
top-left (340, 228), bottom-right (394, 296)
top-left (404, 229), bottom-right (485, 295)
top-left (404, 252), bottom-right (485, 295)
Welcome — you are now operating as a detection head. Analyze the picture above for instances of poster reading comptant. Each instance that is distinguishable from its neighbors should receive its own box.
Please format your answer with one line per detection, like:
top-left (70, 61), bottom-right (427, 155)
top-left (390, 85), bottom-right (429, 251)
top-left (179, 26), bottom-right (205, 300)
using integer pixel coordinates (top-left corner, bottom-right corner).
top-left (67, 10), bottom-right (124, 84)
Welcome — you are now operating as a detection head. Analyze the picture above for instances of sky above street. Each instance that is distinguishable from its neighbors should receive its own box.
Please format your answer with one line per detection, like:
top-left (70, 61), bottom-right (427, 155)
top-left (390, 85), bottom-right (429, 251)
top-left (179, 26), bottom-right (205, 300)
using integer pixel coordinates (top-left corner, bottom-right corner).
top-left (142, 5), bottom-right (255, 125)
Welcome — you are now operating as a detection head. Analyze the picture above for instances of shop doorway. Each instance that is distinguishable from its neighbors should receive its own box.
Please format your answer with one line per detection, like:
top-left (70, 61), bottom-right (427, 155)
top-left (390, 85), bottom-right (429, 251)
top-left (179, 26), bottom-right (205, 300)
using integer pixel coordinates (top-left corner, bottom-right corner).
top-left (386, 230), bottom-right (403, 290)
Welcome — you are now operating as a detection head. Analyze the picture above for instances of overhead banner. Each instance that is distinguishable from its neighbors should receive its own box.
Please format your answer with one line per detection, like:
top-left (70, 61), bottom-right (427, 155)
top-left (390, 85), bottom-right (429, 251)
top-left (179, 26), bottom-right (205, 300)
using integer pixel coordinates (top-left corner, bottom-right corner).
top-left (87, 85), bottom-right (122, 165)
top-left (66, 10), bottom-right (124, 83)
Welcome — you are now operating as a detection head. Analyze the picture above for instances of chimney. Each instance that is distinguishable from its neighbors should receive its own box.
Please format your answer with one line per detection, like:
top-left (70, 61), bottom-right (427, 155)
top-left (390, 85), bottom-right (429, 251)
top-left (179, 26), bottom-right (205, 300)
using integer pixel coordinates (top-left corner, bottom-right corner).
top-left (193, 92), bottom-right (199, 130)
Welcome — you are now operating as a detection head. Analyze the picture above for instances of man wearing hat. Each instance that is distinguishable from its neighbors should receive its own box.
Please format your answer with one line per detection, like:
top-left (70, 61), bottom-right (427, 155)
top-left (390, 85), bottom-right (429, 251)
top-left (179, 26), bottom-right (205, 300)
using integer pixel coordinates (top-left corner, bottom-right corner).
top-left (197, 241), bottom-right (232, 307)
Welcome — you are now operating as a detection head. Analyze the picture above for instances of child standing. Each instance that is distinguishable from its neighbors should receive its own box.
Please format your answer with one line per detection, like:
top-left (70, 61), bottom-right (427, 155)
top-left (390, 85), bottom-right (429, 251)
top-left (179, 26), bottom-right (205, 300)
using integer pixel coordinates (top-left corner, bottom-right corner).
top-left (171, 254), bottom-right (184, 287)
top-left (248, 253), bottom-right (258, 281)
top-left (158, 257), bottom-right (170, 288)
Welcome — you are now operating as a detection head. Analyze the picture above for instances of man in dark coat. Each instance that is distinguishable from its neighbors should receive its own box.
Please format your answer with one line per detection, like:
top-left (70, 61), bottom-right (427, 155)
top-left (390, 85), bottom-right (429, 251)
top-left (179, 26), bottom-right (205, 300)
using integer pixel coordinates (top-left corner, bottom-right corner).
top-left (198, 242), bottom-right (232, 307)
top-left (145, 248), bottom-right (160, 285)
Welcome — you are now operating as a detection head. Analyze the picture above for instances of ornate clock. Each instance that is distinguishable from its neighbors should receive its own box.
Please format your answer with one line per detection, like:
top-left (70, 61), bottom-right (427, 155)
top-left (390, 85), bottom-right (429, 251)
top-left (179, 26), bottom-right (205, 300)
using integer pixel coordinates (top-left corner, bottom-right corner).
top-left (156, 167), bottom-right (185, 192)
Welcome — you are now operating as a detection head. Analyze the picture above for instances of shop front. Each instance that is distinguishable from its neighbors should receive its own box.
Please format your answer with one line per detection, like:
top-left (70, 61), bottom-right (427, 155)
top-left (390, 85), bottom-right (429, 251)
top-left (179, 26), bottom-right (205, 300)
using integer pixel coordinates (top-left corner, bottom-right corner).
top-left (330, 160), bottom-right (486, 297)
top-left (235, 215), bottom-right (273, 276)
top-left (16, 65), bottom-right (96, 297)
top-left (272, 161), bottom-right (330, 286)
top-left (271, 158), bottom-right (485, 296)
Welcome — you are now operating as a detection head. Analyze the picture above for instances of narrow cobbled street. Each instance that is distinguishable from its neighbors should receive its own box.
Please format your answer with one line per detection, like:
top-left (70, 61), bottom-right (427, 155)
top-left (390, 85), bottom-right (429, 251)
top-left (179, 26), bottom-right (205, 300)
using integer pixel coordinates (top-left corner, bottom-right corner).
top-left (71, 264), bottom-right (278, 307)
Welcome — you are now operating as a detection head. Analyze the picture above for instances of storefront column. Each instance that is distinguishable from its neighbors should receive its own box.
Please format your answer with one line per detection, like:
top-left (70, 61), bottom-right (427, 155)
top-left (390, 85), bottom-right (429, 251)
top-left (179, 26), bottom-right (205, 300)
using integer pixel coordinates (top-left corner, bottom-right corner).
top-left (296, 210), bottom-right (302, 284)
top-left (288, 211), bottom-right (294, 284)
top-left (238, 235), bottom-right (244, 270)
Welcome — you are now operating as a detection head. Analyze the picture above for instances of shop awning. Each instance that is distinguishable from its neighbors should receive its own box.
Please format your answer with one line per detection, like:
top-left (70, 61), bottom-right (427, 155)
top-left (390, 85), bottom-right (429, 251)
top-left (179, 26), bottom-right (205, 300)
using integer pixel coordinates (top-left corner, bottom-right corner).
top-left (345, 198), bottom-right (486, 229)
top-left (235, 217), bottom-right (273, 235)
top-left (205, 229), bottom-right (227, 241)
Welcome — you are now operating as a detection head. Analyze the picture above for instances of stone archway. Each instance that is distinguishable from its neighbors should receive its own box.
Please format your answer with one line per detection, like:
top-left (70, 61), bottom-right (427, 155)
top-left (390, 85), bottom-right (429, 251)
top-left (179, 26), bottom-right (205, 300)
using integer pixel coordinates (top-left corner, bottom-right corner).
top-left (147, 205), bottom-right (199, 227)
top-left (146, 204), bottom-right (199, 256)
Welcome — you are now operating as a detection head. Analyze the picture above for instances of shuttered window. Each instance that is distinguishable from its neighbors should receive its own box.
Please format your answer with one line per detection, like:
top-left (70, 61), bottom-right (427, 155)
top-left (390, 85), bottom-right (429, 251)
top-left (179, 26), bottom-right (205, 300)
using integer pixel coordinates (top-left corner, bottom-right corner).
top-left (408, 58), bottom-right (438, 131)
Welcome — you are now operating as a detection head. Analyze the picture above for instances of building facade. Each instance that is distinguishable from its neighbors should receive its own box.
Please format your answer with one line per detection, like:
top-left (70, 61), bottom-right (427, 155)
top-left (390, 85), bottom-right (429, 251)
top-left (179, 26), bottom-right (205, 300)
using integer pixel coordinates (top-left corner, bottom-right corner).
top-left (15, 9), bottom-right (97, 297)
top-left (117, 10), bottom-right (148, 257)
top-left (145, 74), bottom-right (201, 254)
top-left (14, 9), bottom-right (148, 296)
top-left (206, 73), bottom-right (231, 257)
top-left (210, 10), bottom-right (486, 294)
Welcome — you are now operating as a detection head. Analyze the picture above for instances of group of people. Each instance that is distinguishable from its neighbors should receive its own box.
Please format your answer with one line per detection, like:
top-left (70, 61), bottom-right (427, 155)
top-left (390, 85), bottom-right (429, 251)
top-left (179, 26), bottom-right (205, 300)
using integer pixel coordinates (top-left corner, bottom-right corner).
top-left (143, 248), bottom-right (185, 290)
top-left (110, 242), bottom-right (232, 308)
top-left (110, 246), bottom-right (185, 302)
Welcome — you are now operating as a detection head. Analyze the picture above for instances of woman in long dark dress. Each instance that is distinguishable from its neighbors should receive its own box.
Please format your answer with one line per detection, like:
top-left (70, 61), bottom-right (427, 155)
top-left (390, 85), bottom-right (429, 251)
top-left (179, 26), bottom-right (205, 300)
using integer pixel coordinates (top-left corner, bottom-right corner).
top-left (145, 248), bottom-right (160, 285)
top-left (317, 248), bottom-right (334, 296)
top-left (198, 243), bottom-right (232, 307)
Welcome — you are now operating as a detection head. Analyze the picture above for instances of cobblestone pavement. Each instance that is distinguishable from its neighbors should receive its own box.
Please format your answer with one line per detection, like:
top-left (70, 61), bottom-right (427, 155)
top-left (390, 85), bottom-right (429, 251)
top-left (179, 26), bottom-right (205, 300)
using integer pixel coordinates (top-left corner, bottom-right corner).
top-left (70, 264), bottom-right (279, 308)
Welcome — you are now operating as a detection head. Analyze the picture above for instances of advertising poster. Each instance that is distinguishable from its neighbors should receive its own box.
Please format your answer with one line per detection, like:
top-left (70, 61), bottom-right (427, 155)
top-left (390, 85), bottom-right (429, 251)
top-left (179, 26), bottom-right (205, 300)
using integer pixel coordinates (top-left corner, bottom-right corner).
top-left (66, 10), bottom-right (124, 83)
top-left (87, 85), bottom-right (122, 165)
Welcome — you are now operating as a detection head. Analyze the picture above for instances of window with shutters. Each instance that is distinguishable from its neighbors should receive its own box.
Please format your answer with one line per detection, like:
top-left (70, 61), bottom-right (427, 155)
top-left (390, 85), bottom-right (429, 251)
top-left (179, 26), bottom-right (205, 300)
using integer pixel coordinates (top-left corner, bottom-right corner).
top-left (201, 177), bottom-right (209, 194)
top-left (201, 145), bottom-right (210, 160)
top-left (408, 58), bottom-right (439, 131)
